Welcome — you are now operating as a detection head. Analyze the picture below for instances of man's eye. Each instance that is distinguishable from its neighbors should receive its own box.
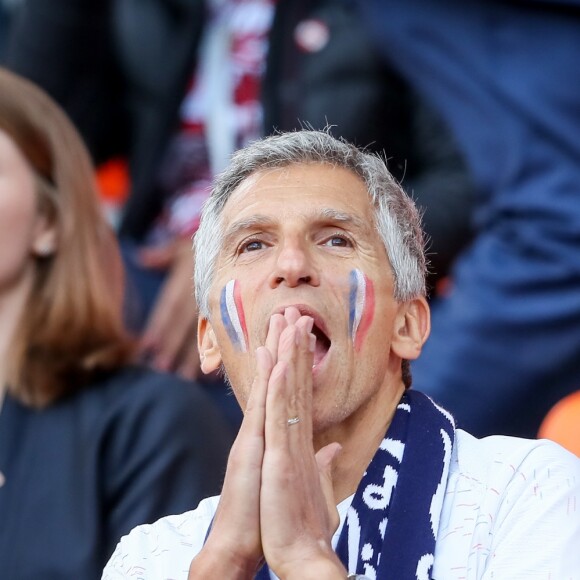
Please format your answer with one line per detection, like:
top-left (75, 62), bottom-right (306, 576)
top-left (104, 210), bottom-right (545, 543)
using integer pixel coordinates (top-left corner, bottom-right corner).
top-left (241, 239), bottom-right (263, 252)
top-left (324, 235), bottom-right (350, 247)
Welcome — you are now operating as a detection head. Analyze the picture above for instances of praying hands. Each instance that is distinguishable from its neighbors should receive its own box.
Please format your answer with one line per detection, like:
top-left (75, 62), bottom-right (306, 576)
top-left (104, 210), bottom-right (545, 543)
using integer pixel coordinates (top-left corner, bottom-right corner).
top-left (188, 307), bottom-right (345, 580)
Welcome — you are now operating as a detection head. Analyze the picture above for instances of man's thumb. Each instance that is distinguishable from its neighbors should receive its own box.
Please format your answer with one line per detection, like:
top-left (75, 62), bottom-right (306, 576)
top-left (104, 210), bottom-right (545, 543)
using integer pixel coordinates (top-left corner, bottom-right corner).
top-left (315, 442), bottom-right (342, 477)
top-left (315, 442), bottom-right (342, 532)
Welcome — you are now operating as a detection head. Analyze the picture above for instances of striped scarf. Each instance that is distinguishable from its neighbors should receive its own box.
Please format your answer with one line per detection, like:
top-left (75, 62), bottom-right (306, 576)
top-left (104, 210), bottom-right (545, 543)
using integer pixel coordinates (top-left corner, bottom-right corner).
top-left (254, 390), bottom-right (455, 579)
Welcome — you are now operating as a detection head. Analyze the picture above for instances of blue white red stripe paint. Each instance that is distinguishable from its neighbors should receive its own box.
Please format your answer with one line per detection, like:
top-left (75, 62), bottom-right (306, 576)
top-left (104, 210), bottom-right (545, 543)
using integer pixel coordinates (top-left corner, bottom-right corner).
top-left (349, 269), bottom-right (375, 350)
top-left (220, 279), bottom-right (248, 351)
top-left (349, 269), bottom-right (366, 338)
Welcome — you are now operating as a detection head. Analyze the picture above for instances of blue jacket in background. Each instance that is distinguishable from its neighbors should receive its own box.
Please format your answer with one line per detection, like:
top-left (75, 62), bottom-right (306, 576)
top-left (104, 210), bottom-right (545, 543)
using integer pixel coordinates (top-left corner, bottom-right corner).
top-left (358, 0), bottom-right (580, 436)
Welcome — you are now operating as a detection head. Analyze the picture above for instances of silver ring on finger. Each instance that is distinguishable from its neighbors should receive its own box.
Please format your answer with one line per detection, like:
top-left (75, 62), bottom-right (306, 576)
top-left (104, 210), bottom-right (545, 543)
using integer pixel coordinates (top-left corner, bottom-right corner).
top-left (287, 416), bottom-right (300, 426)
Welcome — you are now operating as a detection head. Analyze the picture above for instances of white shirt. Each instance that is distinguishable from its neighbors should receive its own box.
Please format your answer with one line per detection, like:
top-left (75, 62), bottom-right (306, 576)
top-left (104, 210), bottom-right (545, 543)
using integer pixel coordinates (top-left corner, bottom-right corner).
top-left (103, 431), bottom-right (580, 579)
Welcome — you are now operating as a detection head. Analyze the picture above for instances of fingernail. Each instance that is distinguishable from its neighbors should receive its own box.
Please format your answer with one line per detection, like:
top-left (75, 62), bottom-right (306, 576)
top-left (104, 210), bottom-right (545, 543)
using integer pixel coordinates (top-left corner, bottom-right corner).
top-left (295, 327), bottom-right (301, 345)
top-left (306, 317), bottom-right (314, 333)
top-left (309, 333), bottom-right (316, 353)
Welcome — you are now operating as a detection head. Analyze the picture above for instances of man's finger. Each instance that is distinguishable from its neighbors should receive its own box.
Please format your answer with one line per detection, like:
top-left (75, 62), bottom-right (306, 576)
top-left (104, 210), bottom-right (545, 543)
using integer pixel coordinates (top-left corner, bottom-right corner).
top-left (274, 323), bottom-right (300, 424)
top-left (284, 306), bottom-right (301, 325)
top-left (241, 346), bottom-right (273, 435)
top-left (264, 313), bottom-right (286, 365)
top-left (264, 359), bottom-right (290, 451)
top-left (315, 442), bottom-right (342, 534)
top-left (293, 316), bottom-right (315, 439)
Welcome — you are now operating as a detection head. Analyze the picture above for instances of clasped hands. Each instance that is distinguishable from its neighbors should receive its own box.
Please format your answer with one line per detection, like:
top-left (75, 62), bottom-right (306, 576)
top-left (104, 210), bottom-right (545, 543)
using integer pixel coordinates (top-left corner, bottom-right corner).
top-left (189, 307), bottom-right (346, 579)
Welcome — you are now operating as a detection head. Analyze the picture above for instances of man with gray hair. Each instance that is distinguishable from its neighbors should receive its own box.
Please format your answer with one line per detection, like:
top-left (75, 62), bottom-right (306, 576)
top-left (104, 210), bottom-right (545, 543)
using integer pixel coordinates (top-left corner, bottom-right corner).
top-left (104, 130), bottom-right (580, 579)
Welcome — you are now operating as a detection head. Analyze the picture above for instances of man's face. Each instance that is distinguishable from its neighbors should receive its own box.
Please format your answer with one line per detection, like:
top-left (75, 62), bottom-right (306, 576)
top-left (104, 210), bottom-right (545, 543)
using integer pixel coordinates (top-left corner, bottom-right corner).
top-left (200, 163), bottom-right (423, 432)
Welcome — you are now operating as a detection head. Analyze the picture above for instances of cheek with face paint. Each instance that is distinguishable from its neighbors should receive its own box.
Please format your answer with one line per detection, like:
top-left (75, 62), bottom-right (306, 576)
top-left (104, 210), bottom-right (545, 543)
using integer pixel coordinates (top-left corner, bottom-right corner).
top-left (348, 269), bottom-right (375, 351)
top-left (220, 279), bottom-right (249, 351)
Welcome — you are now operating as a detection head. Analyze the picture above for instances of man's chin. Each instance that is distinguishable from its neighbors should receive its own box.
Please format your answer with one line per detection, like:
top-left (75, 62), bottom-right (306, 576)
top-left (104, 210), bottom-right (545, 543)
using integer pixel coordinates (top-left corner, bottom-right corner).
top-left (310, 404), bottom-right (349, 437)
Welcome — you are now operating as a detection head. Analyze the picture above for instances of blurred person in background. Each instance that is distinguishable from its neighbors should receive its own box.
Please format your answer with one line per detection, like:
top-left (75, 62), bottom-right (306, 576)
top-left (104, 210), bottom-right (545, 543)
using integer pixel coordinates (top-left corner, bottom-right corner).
top-left (0, 0), bottom-right (22, 59)
top-left (0, 67), bottom-right (231, 579)
top-left (0, 4), bottom-right (8, 58)
top-left (357, 0), bottom-right (580, 437)
top-left (5, 0), bottom-right (474, 431)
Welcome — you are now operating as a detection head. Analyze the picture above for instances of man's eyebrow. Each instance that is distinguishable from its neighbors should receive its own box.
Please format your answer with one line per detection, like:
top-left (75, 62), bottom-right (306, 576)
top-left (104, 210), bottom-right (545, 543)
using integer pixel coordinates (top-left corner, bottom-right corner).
top-left (317, 208), bottom-right (369, 231)
top-left (222, 215), bottom-right (277, 247)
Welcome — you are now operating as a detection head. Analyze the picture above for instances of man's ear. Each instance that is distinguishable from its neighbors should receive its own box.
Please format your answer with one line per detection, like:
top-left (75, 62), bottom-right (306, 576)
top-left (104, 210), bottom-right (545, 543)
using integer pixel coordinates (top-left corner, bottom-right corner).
top-left (391, 296), bottom-right (430, 361)
top-left (198, 317), bottom-right (223, 374)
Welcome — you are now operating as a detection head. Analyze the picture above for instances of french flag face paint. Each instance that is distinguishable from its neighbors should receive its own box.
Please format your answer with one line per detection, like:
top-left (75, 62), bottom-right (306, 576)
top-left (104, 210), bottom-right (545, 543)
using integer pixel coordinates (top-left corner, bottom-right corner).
top-left (220, 279), bottom-right (248, 351)
top-left (349, 269), bottom-right (375, 351)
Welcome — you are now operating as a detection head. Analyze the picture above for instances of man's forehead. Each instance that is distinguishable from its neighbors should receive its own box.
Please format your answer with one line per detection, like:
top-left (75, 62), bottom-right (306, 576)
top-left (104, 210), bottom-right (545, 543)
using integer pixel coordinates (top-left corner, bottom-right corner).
top-left (221, 163), bottom-right (372, 218)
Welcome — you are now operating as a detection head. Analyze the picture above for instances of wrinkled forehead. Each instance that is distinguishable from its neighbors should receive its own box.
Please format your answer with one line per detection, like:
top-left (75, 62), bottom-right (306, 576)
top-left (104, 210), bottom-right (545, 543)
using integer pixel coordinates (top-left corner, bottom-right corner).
top-left (220, 164), bottom-right (374, 224)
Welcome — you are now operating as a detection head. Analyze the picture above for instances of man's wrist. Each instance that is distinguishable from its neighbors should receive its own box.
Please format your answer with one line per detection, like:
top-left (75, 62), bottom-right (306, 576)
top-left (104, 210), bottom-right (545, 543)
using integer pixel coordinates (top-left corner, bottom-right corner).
top-left (281, 552), bottom-right (346, 580)
top-left (189, 546), bottom-right (260, 580)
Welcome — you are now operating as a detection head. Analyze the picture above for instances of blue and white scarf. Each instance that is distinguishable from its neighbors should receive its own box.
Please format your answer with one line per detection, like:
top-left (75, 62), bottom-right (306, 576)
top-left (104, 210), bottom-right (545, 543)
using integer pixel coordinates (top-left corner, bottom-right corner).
top-left (335, 390), bottom-right (455, 579)
top-left (252, 390), bottom-right (454, 579)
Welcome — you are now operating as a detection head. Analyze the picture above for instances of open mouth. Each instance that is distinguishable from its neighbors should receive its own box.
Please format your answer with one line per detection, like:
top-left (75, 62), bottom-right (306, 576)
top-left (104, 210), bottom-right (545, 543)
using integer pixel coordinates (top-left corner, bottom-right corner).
top-left (311, 322), bottom-right (331, 367)
top-left (270, 304), bottom-right (332, 369)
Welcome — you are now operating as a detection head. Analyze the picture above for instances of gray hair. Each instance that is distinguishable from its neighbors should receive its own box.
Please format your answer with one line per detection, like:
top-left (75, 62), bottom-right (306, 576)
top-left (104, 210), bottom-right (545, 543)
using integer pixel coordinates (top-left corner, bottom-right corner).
top-left (194, 130), bottom-right (427, 318)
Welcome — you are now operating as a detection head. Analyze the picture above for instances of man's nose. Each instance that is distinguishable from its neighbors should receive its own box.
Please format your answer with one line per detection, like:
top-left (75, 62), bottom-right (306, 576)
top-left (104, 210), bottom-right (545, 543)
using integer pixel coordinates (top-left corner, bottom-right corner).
top-left (269, 239), bottom-right (320, 288)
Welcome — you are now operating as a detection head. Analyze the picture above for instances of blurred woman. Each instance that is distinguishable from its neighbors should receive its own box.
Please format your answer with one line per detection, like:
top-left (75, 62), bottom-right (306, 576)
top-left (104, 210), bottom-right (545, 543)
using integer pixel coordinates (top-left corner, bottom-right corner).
top-left (0, 67), bottom-right (231, 579)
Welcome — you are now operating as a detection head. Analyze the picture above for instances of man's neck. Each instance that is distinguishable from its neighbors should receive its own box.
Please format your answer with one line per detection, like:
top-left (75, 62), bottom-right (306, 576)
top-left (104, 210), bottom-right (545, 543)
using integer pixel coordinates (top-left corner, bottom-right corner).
top-left (314, 381), bottom-right (405, 503)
